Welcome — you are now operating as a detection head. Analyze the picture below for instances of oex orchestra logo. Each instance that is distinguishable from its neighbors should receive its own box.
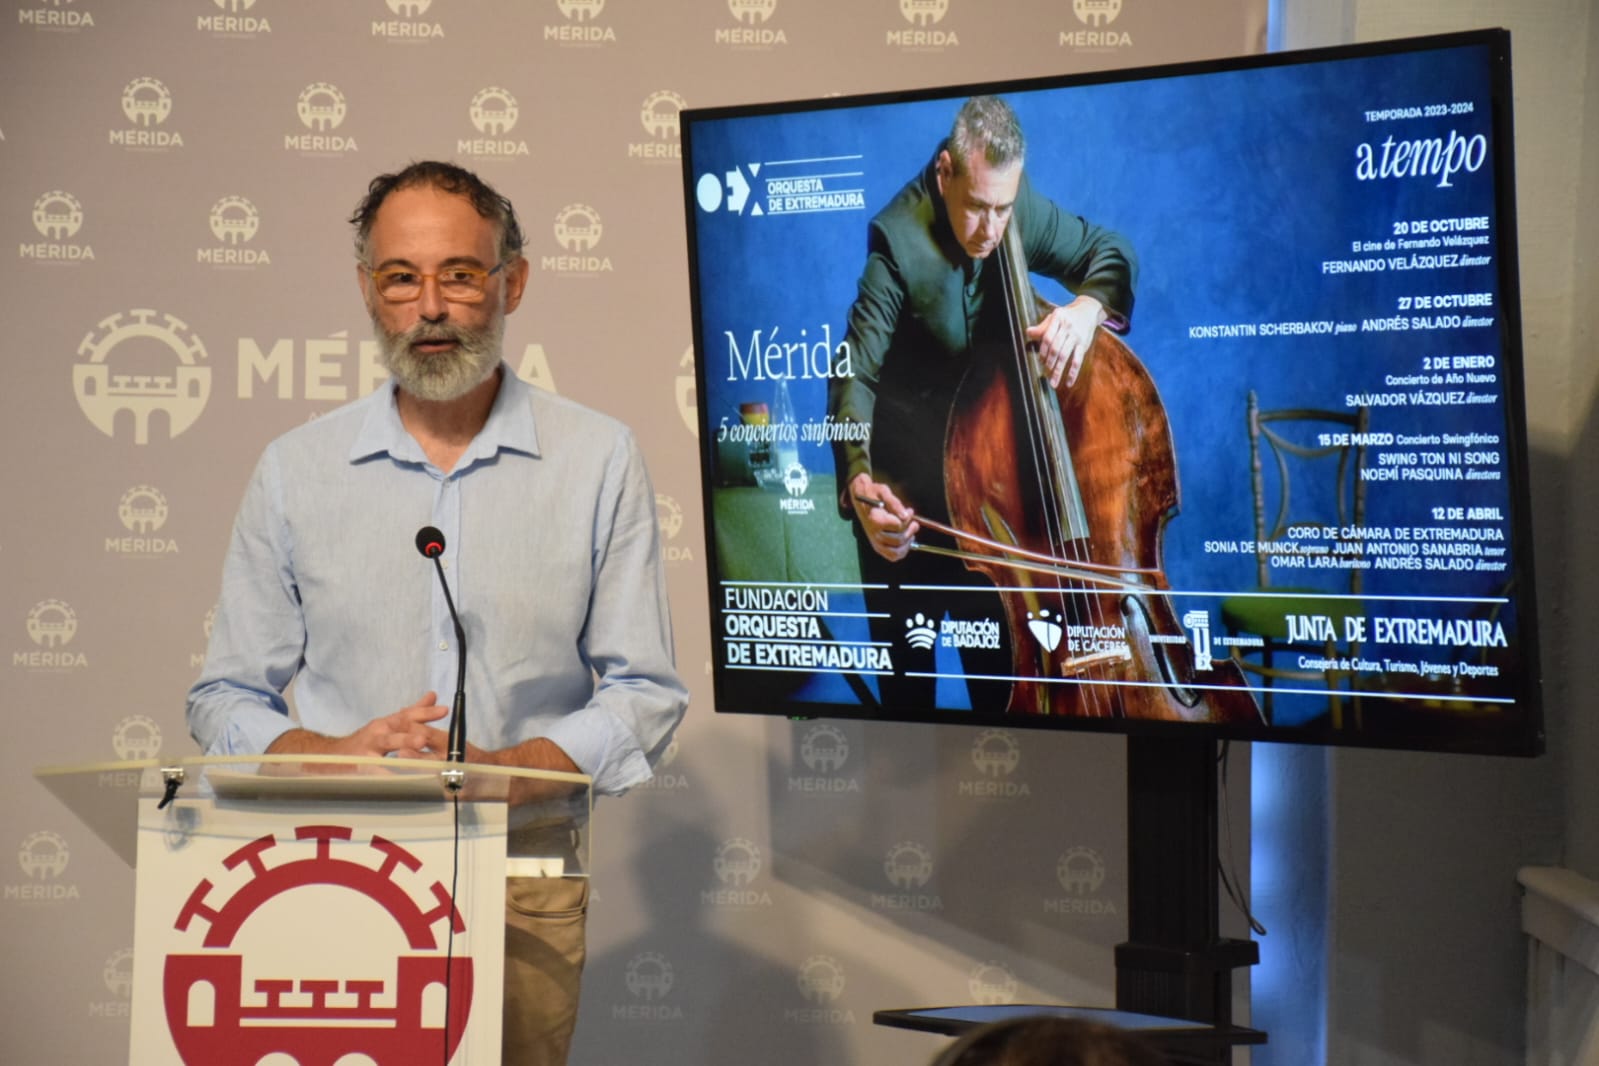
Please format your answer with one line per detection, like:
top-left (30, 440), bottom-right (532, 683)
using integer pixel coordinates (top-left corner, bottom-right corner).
top-left (165, 825), bottom-right (472, 1064)
top-left (694, 161), bottom-right (763, 216)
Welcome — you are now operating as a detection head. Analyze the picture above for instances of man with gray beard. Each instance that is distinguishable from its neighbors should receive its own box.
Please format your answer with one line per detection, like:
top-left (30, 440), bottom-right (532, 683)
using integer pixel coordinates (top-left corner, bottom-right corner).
top-left (187, 161), bottom-right (688, 1064)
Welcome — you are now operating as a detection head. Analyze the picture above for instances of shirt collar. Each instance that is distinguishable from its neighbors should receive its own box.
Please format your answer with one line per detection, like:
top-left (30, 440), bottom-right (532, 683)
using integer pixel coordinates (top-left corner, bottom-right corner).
top-left (348, 363), bottom-right (540, 467)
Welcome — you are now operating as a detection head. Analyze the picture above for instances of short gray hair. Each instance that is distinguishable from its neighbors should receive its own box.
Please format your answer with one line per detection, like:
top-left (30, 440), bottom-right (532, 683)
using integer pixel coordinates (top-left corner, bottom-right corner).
top-left (947, 96), bottom-right (1025, 176)
top-left (350, 160), bottom-right (524, 264)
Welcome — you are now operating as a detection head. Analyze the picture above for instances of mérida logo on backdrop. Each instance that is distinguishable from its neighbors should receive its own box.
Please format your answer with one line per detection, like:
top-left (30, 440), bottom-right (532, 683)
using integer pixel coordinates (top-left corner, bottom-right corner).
top-left (73, 309), bottom-right (212, 444)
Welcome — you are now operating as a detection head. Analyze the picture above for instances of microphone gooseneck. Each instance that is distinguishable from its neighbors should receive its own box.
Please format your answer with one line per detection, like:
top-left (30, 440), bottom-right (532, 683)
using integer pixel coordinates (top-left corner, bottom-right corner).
top-left (414, 526), bottom-right (467, 765)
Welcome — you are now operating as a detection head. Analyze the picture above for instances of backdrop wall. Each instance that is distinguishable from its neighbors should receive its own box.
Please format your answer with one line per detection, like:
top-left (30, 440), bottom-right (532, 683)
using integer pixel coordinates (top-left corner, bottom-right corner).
top-left (0, 3), bottom-right (1271, 1064)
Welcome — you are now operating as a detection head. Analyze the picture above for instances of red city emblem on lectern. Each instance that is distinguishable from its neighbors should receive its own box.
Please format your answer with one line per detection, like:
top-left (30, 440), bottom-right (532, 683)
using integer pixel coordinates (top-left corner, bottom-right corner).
top-left (163, 824), bottom-right (472, 1065)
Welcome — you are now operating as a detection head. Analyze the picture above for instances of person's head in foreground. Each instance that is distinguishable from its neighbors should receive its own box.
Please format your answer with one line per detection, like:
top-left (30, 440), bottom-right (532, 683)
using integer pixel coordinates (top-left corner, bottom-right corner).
top-left (929, 1015), bottom-right (1172, 1066)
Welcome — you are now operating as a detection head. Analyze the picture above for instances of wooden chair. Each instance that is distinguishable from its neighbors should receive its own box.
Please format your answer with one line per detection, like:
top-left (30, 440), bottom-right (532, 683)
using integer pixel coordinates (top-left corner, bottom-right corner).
top-left (1219, 391), bottom-right (1370, 725)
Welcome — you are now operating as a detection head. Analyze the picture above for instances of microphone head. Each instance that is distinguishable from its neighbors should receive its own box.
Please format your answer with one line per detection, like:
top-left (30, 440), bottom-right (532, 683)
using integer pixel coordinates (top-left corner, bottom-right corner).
top-left (415, 526), bottom-right (446, 559)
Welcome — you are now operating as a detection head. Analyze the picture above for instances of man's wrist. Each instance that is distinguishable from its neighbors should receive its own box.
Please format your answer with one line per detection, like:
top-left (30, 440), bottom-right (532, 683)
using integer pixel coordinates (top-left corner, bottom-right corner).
top-left (265, 728), bottom-right (335, 756)
top-left (494, 736), bottom-right (583, 776)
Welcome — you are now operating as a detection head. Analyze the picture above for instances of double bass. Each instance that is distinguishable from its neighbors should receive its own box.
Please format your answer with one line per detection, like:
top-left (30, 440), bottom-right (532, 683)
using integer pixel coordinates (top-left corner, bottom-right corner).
top-left (928, 222), bottom-right (1261, 723)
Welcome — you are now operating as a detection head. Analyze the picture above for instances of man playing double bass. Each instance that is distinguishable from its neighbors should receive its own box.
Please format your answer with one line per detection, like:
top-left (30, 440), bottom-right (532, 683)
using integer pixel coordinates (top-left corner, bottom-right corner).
top-left (828, 94), bottom-right (1138, 711)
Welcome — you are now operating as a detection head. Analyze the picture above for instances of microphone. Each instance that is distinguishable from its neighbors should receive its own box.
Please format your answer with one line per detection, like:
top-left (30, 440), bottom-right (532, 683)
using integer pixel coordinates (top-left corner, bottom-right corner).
top-left (415, 526), bottom-right (467, 767)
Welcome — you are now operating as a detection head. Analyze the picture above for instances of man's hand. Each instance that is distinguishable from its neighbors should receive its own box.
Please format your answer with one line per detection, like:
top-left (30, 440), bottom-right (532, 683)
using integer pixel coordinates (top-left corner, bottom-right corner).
top-left (848, 472), bottom-right (918, 562)
top-left (1025, 294), bottom-right (1106, 389)
top-left (265, 692), bottom-right (450, 758)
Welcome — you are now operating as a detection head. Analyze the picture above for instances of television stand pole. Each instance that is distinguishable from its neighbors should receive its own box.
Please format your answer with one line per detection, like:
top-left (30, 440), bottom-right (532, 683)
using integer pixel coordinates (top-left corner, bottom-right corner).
top-left (1115, 734), bottom-right (1259, 1064)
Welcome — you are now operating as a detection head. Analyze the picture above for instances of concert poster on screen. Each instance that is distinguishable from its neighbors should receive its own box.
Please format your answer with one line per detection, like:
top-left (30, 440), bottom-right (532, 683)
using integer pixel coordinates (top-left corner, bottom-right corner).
top-left (682, 33), bottom-right (1541, 755)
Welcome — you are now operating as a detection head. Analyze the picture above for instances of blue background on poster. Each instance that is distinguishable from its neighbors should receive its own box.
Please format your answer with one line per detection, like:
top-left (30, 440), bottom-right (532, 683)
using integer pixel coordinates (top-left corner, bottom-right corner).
top-left (687, 42), bottom-right (1521, 727)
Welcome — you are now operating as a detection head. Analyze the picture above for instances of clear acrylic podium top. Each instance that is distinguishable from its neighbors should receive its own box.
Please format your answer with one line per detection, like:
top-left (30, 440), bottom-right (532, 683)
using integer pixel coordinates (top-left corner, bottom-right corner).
top-left (33, 755), bottom-right (591, 875)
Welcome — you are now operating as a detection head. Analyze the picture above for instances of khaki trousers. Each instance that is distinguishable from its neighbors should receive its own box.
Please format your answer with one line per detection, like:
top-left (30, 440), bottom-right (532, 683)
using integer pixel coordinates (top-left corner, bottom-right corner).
top-left (502, 875), bottom-right (589, 1065)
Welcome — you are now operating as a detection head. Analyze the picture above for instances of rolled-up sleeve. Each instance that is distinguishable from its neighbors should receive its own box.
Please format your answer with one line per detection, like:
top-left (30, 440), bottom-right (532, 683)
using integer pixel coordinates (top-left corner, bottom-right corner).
top-left (186, 446), bottom-right (306, 756)
top-left (540, 429), bottom-right (688, 795)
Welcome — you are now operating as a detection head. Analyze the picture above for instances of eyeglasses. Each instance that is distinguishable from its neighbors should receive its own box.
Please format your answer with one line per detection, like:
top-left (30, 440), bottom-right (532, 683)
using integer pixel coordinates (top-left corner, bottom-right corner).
top-left (364, 262), bottom-right (506, 304)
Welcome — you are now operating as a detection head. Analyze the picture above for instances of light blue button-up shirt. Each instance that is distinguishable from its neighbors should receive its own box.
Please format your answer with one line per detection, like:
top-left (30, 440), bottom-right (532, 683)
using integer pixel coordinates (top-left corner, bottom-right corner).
top-left (186, 367), bottom-right (687, 795)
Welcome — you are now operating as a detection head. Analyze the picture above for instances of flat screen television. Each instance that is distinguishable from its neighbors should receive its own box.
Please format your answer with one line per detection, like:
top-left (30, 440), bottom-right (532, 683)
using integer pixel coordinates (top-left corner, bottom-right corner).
top-left (679, 28), bottom-right (1542, 757)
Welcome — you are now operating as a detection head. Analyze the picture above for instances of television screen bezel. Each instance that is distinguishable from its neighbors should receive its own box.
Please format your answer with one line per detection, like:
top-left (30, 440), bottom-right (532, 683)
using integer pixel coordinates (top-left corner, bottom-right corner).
top-left (678, 27), bottom-right (1544, 758)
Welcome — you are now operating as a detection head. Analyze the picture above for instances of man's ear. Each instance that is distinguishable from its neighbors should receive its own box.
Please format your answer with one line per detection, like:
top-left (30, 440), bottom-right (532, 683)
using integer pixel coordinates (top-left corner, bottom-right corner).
top-left (501, 256), bottom-right (531, 314)
top-left (935, 149), bottom-right (953, 196)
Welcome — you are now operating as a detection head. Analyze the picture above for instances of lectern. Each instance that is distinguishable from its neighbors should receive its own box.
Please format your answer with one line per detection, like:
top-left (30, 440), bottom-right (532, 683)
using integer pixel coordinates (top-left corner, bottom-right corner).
top-left (35, 755), bottom-right (590, 1066)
